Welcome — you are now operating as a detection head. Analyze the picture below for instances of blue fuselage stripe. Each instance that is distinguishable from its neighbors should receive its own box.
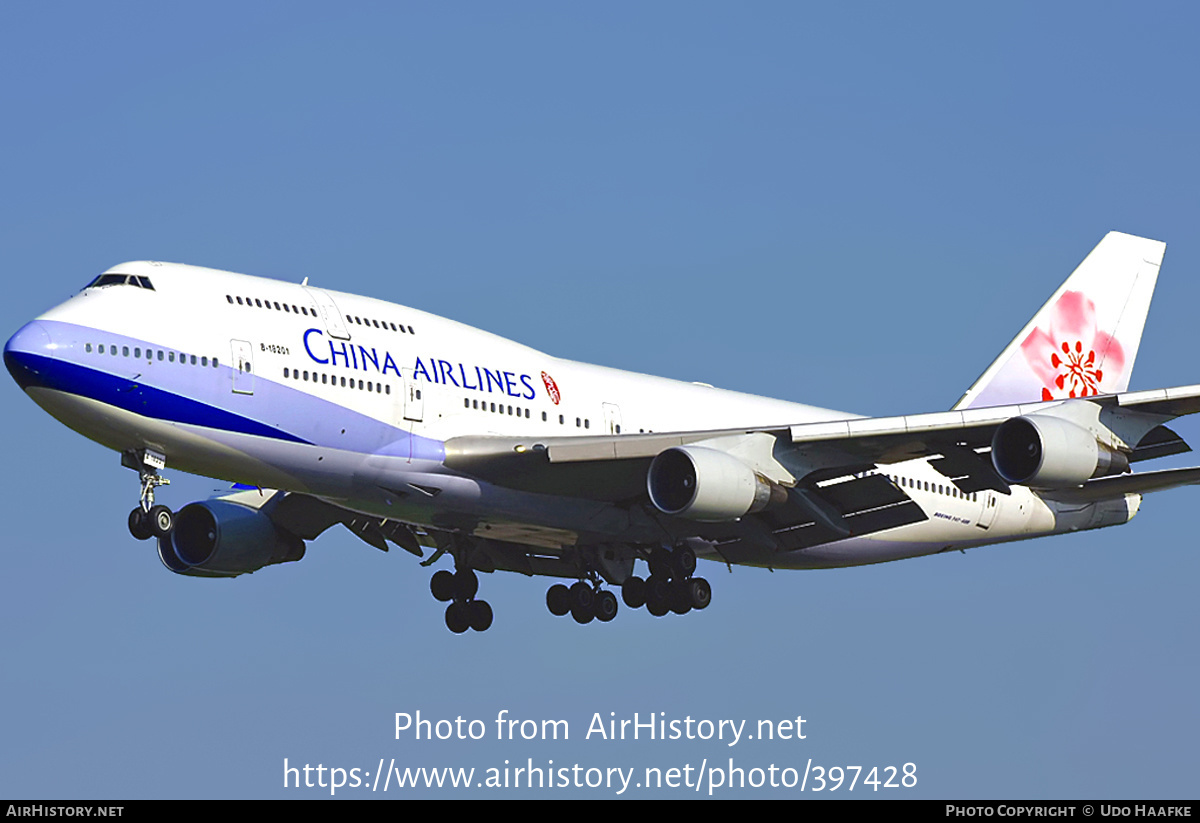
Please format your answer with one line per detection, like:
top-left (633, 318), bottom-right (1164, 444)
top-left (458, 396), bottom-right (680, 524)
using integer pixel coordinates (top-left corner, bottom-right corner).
top-left (10, 350), bottom-right (312, 444)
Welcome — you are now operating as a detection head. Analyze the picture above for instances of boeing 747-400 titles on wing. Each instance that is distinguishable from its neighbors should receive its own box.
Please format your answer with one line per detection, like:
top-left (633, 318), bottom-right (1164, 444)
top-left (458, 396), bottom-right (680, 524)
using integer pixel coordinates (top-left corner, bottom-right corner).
top-left (7, 232), bottom-right (1200, 633)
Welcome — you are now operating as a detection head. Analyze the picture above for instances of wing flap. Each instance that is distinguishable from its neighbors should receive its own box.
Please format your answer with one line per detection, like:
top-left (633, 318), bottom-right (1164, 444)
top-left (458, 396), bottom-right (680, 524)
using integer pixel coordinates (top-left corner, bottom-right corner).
top-left (1047, 466), bottom-right (1200, 503)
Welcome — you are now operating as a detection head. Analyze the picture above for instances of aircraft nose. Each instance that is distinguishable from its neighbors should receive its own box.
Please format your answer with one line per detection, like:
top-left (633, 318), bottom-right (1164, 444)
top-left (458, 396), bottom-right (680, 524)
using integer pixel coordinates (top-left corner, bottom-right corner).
top-left (4, 321), bottom-right (54, 390)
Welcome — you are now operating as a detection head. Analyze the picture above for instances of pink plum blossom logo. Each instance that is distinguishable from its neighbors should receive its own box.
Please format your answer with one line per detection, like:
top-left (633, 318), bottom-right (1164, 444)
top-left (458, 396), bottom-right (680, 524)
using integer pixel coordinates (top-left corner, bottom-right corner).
top-left (1019, 290), bottom-right (1124, 401)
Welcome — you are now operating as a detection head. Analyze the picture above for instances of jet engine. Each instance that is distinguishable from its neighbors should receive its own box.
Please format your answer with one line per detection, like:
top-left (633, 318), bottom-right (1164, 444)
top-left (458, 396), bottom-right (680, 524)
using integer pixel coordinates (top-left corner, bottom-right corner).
top-left (991, 414), bottom-right (1128, 488)
top-left (157, 500), bottom-right (305, 577)
top-left (647, 446), bottom-right (786, 521)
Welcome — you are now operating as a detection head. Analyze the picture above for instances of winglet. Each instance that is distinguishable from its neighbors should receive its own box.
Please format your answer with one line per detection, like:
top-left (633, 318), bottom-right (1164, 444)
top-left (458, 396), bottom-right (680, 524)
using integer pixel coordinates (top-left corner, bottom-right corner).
top-left (953, 232), bottom-right (1166, 410)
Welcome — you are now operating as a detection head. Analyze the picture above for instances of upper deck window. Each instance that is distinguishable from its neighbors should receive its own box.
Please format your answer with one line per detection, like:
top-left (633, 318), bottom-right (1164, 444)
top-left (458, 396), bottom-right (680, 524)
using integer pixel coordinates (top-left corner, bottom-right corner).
top-left (84, 273), bottom-right (155, 291)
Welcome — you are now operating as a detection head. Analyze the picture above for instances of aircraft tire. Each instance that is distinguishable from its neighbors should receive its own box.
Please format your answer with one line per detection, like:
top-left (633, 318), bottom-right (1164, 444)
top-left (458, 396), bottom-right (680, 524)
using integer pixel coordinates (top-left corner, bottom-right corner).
top-left (621, 576), bottom-right (647, 609)
top-left (569, 581), bottom-right (594, 612)
top-left (646, 574), bottom-right (671, 605)
top-left (648, 547), bottom-right (672, 579)
top-left (546, 584), bottom-right (571, 616)
top-left (669, 579), bottom-right (693, 615)
top-left (454, 568), bottom-right (478, 601)
top-left (469, 600), bottom-right (493, 632)
top-left (128, 508), bottom-right (153, 541)
top-left (646, 596), bottom-right (669, 617)
top-left (149, 505), bottom-right (174, 538)
top-left (445, 601), bottom-right (470, 634)
top-left (571, 604), bottom-right (594, 625)
top-left (671, 546), bottom-right (697, 579)
top-left (689, 578), bottom-right (712, 610)
top-left (594, 590), bottom-right (618, 622)
top-left (431, 570), bottom-right (456, 602)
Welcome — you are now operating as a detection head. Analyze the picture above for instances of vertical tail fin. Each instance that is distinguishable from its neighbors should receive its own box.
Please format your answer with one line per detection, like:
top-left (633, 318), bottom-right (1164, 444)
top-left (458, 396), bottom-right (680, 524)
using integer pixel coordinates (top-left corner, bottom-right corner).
top-left (953, 231), bottom-right (1166, 410)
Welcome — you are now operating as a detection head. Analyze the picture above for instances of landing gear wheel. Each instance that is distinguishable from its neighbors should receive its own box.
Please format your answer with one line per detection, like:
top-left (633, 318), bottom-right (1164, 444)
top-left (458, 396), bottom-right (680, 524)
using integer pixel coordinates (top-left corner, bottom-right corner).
top-left (571, 604), bottom-right (594, 625)
top-left (469, 600), bottom-right (493, 632)
top-left (594, 590), bottom-right (618, 622)
top-left (546, 584), bottom-right (571, 616)
top-left (430, 570), bottom-right (456, 602)
top-left (149, 505), bottom-right (174, 538)
top-left (688, 577), bottom-right (712, 610)
top-left (671, 545), bottom-right (697, 579)
top-left (669, 579), bottom-right (693, 615)
top-left (646, 574), bottom-right (671, 605)
top-left (445, 601), bottom-right (470, 634)
top-left (646, 596), bottom-right (669, 617)
top-left (569, 581), bottom-right (595, 612)
top-left (128, 508), bottom-right (153, 541)
top-left (621, 576), bottom-right (647, 609)
top-left (648, 547), bottom-right (672, 579)
top-left (453, 568), bottom-right (478, 601)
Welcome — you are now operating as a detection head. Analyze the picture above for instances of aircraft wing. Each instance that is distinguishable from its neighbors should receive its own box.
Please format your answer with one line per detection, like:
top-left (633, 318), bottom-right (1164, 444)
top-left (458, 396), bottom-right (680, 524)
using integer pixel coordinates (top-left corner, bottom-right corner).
top-left (227, 385), bottom-right (1200, 573)
top-left (445, 384), bottom-right (1200, 495)
top-left (433, 386), bottom-right (1200, 561)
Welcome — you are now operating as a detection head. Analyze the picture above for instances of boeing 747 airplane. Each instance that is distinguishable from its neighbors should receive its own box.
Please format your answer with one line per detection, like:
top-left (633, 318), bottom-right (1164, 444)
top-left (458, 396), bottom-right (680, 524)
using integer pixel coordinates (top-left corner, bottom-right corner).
top-left (7, 232), bottom-right (1200, 633)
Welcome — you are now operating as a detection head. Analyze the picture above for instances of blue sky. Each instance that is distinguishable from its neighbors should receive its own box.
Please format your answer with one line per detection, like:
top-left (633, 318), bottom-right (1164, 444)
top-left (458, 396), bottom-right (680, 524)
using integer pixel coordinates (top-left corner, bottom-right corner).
top-left (2, 2), bottom-right (1199, 798)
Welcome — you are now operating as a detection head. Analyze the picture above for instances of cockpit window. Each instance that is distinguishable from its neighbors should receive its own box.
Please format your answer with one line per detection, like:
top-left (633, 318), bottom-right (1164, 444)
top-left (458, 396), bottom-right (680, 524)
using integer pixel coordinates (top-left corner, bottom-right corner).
top-left (83, 273), bottom-right (155, 291)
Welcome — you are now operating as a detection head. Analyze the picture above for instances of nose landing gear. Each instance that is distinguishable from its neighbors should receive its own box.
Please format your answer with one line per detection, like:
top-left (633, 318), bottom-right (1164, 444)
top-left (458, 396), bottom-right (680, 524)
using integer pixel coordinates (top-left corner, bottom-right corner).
top-left (123, 449), bottom-right (174, 541)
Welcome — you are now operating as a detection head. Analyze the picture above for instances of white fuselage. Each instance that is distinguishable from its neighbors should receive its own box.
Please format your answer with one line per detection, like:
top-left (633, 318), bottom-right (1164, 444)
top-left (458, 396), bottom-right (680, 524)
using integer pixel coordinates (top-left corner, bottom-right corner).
top-left (6, 261), bottom-right (1137, 572)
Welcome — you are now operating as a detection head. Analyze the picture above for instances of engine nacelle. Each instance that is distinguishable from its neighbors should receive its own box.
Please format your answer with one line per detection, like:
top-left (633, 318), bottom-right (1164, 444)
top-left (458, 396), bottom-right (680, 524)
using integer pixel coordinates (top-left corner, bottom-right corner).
top-left (647, 446), bottom-right (785, 521)
top-left (158, 500), bottom-right (305, 577)
top-left (991, 414), bottom-right (1128, 488)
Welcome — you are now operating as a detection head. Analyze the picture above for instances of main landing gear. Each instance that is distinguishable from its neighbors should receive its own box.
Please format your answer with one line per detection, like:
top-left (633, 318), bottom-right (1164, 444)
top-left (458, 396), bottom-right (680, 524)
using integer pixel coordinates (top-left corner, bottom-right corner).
top-left (620, 546), bottom-right (711, 618)
top-left (430, 567), bottom-right (493, 634)
top-left (123, 450), bottom-right (174, 542)
top-left (544, 544), bottom-right (711, 624)
top-left (545, 577), bottom-right (619, 625)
